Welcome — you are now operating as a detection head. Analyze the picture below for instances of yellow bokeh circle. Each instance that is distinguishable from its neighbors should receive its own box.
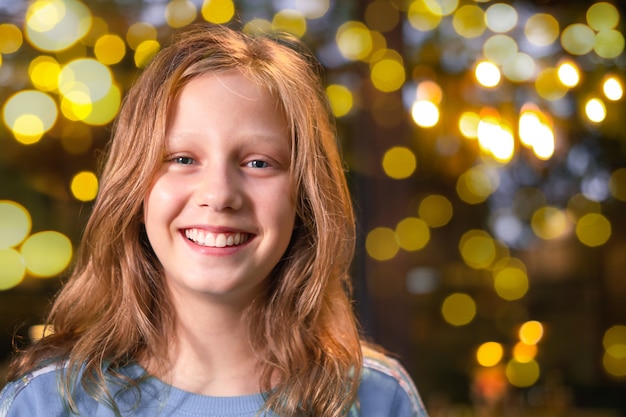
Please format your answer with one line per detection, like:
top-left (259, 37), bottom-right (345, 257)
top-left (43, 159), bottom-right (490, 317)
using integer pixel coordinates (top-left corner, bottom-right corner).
top-left (0, 200), bottom-right (32, 249)
top-left (272, 9), bottom-right (307, 38)
top-left (531, 206), bottom-right (568, 240)
top-left (519, 320), bottom-right (544, 345)
top-left (459, 229), bottom-right (496, 270)
top-left (326, 84), bottom-right (353, 118)
top-left (382, 146), bottom-right (417, 179)
top-left (493, 266), bottom-right (529, 301)
top-left (70, 171), bottom-right (99, 202)
top-left (366, 227), bottom-right (399, 261)
top-left (201, 0), bottom-right (235, 25)
top-left (442, 293), bottom-right (476, 326)
top-left (0, 248), bottom-right (26, 290)
top-left (395, 217), bottom-right (430, 251)
top-left (418, 194), bottom-right (453, 228)
top-left (476, 341), bottom-right (504, 367)
top-left (576, 213), bottom-right (611, 247)
top-left (94, 34), bottom-right (126, 65)
top-left (506, 359), bottom-right (540, 387)
top-left (21, 231), bottom-right (73, 278)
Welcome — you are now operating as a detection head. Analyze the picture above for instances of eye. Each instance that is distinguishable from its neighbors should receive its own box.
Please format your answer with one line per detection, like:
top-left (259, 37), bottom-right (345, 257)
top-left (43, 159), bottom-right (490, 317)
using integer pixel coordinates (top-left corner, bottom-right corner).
top-left (247, 159), bottom-right (270, 169)
top-left (172, 156), bottom-right (195, 165)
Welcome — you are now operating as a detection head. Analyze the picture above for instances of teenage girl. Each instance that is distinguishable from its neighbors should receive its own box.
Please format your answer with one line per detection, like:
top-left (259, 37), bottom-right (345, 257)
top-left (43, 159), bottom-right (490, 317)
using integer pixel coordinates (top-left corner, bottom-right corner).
top-left (0, 23), bottom-right (429, 417)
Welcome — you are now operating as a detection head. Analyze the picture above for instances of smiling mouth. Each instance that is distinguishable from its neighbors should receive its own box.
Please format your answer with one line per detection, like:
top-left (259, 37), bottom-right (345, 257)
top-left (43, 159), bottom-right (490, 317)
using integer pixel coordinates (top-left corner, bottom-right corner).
top-left (184, 228), bottom-right (251, 248)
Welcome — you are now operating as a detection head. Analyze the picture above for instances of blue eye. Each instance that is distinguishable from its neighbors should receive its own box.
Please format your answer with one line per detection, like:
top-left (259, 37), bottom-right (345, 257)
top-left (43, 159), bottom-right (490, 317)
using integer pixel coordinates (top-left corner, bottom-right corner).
top-left (248, 160), bottom-right (269, 168)
top-left (174, 156), bottom-right (194, 165)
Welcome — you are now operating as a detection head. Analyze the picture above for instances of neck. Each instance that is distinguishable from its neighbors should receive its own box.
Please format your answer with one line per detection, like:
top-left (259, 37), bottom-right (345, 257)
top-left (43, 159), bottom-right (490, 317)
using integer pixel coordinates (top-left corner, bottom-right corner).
top-left (150, 290), bottom-right (262, 396)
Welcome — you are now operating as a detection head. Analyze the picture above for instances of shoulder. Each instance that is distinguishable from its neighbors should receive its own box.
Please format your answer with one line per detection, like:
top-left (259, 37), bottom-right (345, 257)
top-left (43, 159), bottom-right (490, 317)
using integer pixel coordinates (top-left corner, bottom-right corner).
top-left (356, 344), bottom-right (429, 417)
top-left (0, 363), bottom-right (65, 417)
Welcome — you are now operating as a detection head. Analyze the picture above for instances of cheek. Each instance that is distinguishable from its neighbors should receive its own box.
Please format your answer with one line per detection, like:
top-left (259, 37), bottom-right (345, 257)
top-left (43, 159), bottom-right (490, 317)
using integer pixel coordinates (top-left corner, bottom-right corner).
top-left (143, 181), bottom-right (176, 231)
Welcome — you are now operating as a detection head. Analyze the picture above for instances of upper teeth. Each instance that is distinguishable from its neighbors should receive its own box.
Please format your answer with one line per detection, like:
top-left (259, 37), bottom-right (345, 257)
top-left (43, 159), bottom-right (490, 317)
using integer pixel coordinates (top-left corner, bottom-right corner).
top-left (185, 229), bottom-right (250, 248)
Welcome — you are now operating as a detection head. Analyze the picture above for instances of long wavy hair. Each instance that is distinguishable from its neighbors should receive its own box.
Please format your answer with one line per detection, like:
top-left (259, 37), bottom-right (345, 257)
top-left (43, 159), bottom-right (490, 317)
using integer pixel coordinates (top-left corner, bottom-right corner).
top-left (7, 23), bottom-right (362, 416)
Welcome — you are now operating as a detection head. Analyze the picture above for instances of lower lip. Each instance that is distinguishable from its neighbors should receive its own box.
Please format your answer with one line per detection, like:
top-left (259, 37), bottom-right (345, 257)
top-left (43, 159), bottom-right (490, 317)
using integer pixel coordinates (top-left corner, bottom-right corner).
top-left (181, 232), bottom-right (251, 256)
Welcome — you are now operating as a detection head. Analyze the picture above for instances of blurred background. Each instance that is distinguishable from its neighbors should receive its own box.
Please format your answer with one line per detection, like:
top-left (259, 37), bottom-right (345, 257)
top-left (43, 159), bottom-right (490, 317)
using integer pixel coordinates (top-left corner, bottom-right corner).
top-left (1, 0), bottom-right (626, 415)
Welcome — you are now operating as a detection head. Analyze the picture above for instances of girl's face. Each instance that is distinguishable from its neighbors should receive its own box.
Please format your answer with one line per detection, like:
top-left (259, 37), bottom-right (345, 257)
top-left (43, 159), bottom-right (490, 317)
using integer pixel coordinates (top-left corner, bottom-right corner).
top-left (143, 70), bottom-right (296, 306)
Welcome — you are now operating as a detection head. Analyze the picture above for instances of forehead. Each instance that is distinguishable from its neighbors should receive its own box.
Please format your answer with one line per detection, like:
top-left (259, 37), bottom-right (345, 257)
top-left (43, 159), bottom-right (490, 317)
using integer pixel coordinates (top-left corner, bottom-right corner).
top-left (164, 70), bottom-right (291, 149)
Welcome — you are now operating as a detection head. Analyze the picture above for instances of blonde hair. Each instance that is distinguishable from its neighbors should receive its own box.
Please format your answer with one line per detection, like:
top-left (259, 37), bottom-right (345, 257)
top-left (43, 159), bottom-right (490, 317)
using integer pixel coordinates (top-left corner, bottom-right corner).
top-left (8, 23), bottom-right (362, 416)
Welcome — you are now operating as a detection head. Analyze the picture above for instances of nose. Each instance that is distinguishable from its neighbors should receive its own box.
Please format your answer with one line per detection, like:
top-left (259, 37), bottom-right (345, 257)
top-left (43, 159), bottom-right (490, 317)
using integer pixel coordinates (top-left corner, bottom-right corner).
top-left (193, 164), bottom-right (243, 211)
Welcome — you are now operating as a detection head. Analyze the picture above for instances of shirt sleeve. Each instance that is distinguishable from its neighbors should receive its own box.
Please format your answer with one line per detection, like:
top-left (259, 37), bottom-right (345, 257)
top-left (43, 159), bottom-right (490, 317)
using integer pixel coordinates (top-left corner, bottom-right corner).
top-left (0, 365), bottom-right (67, 417)
top-left (357, 347), bottom-right (429, 417)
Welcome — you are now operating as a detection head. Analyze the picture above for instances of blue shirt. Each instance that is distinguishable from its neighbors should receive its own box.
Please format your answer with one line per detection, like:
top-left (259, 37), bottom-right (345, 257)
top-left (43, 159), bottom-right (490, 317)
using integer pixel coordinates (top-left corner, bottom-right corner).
top-left (0, 347), bottom-right (428, 416)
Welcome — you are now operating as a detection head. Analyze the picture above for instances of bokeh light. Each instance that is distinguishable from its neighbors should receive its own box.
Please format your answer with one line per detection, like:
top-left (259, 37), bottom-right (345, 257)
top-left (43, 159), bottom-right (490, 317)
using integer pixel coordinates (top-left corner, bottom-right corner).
top-left (29, 56), bottom-right (62, 92)
top-left (3, 90), bottom-right (58, 145)
top-left (476, 116), bottom-right (514, 162)
top-left (584, 98), bottom-right (607, 123)
top-left (536, 68), bottom-right (568, 101)
top-left (418, 195), bottom-right (453, 228)
top-left (603, 325), bottom-right (626, 378)
top-left (594, 29), bottom-right (625, 59)
top-left (272, 9), bottom-right (307, 38)
top-left (126, 22), bottom-right (157, 50)
top-left (603, 76), bottom-right (624, 101)
top-left (525, 13), bottom-right (559, 47)
top-left (25, 0), bottom-right (92, 52)
top-left (94, 34), bottom-right (126, 65)
top-left (395, 217), bottom-right (430, 251)
top-left (366, 227), bottom-right (399, 261)
top-left (134, 40), bottom-right (160, 68)
top-left (493, 266), bottom-right (529, 301)
top-left (201, 0), bottom-right (235, 24)
top-left (70, 171), bottom-right (99, 202)
top-left (456, 165), bottom-right (499, 204)
top-left (506, 359), bottom-right (540, 387)
top-left (21, 231), bottom-right (73, 278)
top-left (459, 111), bottom-right (480, 139)
top-left (561, 23), bottom-right (595, 56)
top-left (0, 249), bottom-right (26, 291)
top-left (382, 146), bottom-right (417, 179)
top-left (336, 21), bottom-right (373, 61)
top-left (459, 229), bottom-right (496, 270)
top-left (485, 3), bottom-right (517, 34)
top-left (513, 342), bottom-right (538, 363)
top-left (502, 52), bottom-right (535, 82)
top-left (326, 84), bottom-right (354, 117)
top-left (519, 320), bottom-right (544, 345)
top-left (567, 193), bottom-right (601, 221)
top-left (609, 168), bottom-right (626, 201)
top-left (411, 100), bottom-right (439, 128)
top-left (531, 206), bottom-right (569, 240)
top-left (576, 213), bottom-right (611, 247)
top-left (370, 55), bottom-right (405, 92)
top-left (0, 201), bottom-right (32, 249)
top-left (452, 5), bottom-right (485, 39)
top-left (557, 60), bottom-right (581, 88)
top-left (166, 0), bottom-right (197, 29)
top-left (408, 0), bottom-right (442, 32)
top-left (483, 35), bottom-right (517, 66)
top-left (294, 0), bottom-right (330, 20)
top-left (0, 24), bottom-right (23, 54)
top-left (475, 61), bottom-right (501, 88)
top-left (518, 106), bottom-right (555, 160)
top-left (442, 293), bottom-right (476, 326)
top-left (476, 342), bottom-right (504, 367)
top-left (586, 2), bottom-right (620, 31)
